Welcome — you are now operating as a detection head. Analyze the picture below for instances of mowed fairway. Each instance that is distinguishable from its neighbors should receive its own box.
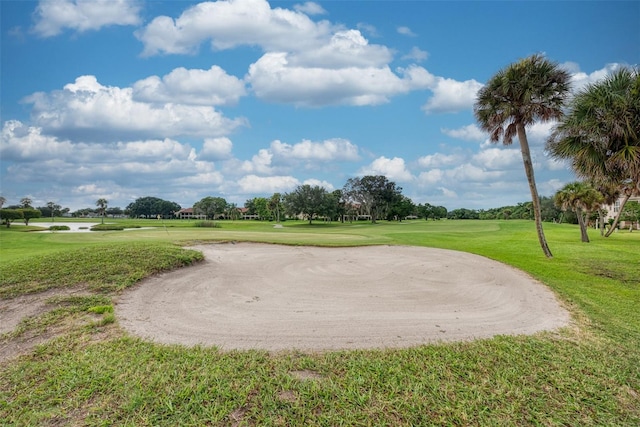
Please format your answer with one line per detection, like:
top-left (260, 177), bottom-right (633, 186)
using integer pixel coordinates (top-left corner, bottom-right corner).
top-left (1, 219), bottom-right (639, 425)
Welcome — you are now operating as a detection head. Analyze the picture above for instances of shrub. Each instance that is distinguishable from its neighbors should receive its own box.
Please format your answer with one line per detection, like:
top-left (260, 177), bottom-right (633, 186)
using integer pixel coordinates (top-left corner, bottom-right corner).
top-left (91, 224), bottom-right (125, 231)
top-left (49, 225), bottom-right (70, 231)
top-left (193, 220), bottom-right (221, 228)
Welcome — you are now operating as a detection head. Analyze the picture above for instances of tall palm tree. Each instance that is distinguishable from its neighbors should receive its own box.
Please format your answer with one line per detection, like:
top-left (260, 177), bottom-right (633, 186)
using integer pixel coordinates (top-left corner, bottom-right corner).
top-left (475, 54), bottom-right (571, 258)
top-left (547, 67), bottom-right (640, 237)
top-left (96, 198), bottom-right (108, 224)
top-left (554, 182), bottom-right (603, 242)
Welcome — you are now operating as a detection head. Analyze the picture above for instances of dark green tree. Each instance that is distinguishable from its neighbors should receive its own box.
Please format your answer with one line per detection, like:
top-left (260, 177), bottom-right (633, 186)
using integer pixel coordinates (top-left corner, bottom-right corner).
top-left (342, 175), bottom-right (403, 223)
top-left (0, 209), bottom-right (23, 228)
top-left (194, 196), bottom-right (228, 221)
top-left (21, 208), bottom-right (42, 226)
top-left (284, 185), bottom-right (329, 224)
top-left (126, 197), bottom-right (181, 218)
top-left (620, 201), bottom-right (640, 231)
top-left (268, 193), bottom-right (283, 223)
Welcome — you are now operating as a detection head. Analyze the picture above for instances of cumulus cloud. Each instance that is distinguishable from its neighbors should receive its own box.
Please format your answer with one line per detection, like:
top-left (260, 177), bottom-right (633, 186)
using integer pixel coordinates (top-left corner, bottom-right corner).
top-left (302, 178), bottom-right (335, 191)
top-left (1, 120), bottom-right (74, 160)
top-left (565, 62), bottom-right (622, 92)
top-left (178, 171), bottom-right (225, 186)
top-left (471, 148), bottom-right (521, 170)
top-left (417, 169), bottom-right (444, 186)
top-left (358, 156), bottom-right (414, 182)
top-left (525, 121), bottom-right (556, 145)
top-left (1, 120), bottom-right (225, 194)
top-left (417, 153), bottom-right (464, 168)
top-left (441, 124), bottom-right (485, 141)
top-left (287, 30), bottom-right (393, 69)
top-left (24, 75), bottom-right (246, 142)
top-left (237, 174), bottom-right (300, 194)
top-left (32, 0), bottom-right (141, 37)
top-left (132, 66), bottom-right (246, 106)
top-left (446, 164), bottom-right (504, 182)
top-left (199, 137), bottom-right (234, 160)
top-left (238, 149), bottom-right (273, 175)
top-left (422, 77), bottom-right (484, 114)
top-left (135, 0), bottom-right (333, 56)
top-left (438, 187), bottom-right (458, 199)
top-left (135, 1), bottom-right (438, 108)
top-left (270, 138), bottom-right (359, 162)
top-left (247, 54), bottom-right (433, 106)
top-left (236, 137), bottom-right (360, 174)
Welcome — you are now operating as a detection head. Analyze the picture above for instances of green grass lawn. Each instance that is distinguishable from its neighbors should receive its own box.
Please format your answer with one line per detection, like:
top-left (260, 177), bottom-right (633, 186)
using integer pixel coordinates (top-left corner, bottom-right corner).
top-left (1, 219), bottom-right (639, 425)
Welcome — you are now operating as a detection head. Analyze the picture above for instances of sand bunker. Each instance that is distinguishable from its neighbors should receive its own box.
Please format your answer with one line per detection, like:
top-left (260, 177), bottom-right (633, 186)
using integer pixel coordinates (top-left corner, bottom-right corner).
top-left (116, 243), bottom-right (569, 351)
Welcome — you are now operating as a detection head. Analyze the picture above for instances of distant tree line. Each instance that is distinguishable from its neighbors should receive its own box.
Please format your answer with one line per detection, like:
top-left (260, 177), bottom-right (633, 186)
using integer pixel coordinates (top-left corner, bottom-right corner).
top-left (447, 197), bottom-right (564, 222)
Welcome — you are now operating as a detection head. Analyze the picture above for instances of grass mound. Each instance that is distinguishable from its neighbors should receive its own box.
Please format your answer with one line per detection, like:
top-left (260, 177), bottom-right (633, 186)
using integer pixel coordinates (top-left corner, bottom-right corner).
top-left (0, 242), bottom-right (204, 298)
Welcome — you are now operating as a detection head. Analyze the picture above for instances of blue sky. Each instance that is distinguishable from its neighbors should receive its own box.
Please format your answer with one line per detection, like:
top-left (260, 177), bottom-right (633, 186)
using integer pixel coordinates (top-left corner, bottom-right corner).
top-left (1, 0), bottom-right (638, 212)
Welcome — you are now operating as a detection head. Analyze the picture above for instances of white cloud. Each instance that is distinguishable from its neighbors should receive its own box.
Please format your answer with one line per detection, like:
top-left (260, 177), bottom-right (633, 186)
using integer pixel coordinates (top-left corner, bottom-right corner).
top-left (417, 153), bottom-right (464, 168)
top-left (1, 120), bottom-right (227, 202)
top-left (402, 47), bottom-right (428, 62)
top-left (438, 187), bottom-right (458, 199)
top-left (132, 66), bottom-right (246, 106)
top-left (200, 137), bottom-right (234, 160)
top-left (1, 120), bottom-right (73, 160)
top-left (565, 62), bottom-right (622, 92)
top-left (135, 0), bottom-right (333, 56)
top-left (24, 75), bottom-right (246, 142)
top-left (446, 164), bottom-right (504, 182)
top-left (418, 169), bottom-right (444, 185)
top-left (237, 174), bottom-right (300, 194)
top-left (302, 179), bottom-right (334, 191)
top-left (422, 77), bottom-right (484, 114)
top-left (32, 0), bottom-right (141, 37)
top-left (179, 171), bottom-right (225, 186)
top-left (241, 149), bottom-right (274, 174)
top-left (545, 157), bottom-right (568, 171)
top-left (526, 121), bottom-right (556, 146)
top-left (288, 30), bottom-right (393, 68)
top-left (293, 2), bottom-right (326, 15)
top-left (441, 124), bottom-right (485, 142)
top-left (358, 156), bottom-right (414, 182)
top-left (270, 138), bottom-right (359, 162)
top-left (247, 54), bottom-right (433, 106)
top-left (397, 26), bottom-right (416, 37)
top-left (472, 148), bottom-right (521, 170)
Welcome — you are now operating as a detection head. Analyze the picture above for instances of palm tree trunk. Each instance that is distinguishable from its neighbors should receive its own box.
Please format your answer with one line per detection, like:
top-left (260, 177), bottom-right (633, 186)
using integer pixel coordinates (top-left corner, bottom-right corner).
top-left (598, 209), bottom-right (605, 236)
top-left (605, 193), bottom-right (631, 237)
top-left (516, 124), bottom-right (553, 258)
top-left (576, 207), bottom-right (590, 242)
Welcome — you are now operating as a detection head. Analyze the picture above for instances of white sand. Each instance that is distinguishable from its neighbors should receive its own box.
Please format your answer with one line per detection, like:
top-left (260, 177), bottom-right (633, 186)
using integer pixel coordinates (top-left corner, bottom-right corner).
top-left (116, 243), bottom-right (570, 351)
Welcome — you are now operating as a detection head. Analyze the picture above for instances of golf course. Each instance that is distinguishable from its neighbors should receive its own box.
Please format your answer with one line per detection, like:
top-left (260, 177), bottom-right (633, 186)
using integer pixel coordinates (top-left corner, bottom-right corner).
top-left (1, 218), bottom-right (639, 425)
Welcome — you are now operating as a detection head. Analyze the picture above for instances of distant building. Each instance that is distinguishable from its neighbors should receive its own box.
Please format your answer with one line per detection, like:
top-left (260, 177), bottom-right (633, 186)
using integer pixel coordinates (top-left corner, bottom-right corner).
top-left (174, 208), bottom-right (205, 220)
top-left (603, 194), bottom-right (640, 230)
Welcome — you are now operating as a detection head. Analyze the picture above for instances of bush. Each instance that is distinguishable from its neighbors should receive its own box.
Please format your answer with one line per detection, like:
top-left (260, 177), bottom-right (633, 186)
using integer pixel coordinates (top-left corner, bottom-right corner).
top-left (193, 220), bottom-right (221, 228)
top-left (91, 224), bottom-right (125, 231)
top-left (49, 225), bottom-right (70, 231)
